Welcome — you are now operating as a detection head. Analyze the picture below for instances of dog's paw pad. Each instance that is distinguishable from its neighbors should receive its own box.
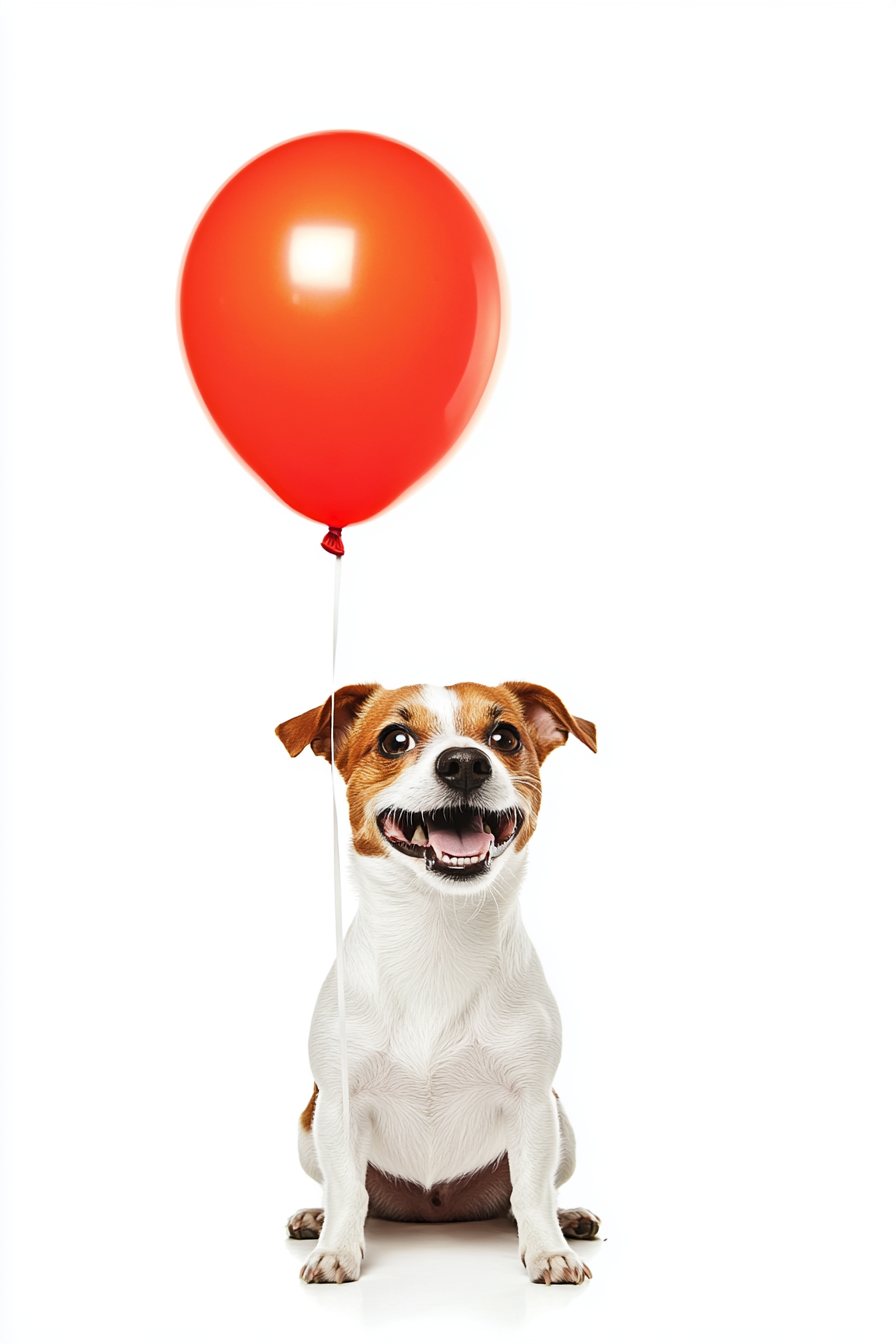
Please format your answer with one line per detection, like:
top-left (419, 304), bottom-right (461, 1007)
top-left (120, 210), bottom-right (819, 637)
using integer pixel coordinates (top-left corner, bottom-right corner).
top-left (527, 1250), bottom-right (590, 1285)
top-left (286, 1208), bottom-right (324, 1240)
top-left (558, 1206), bottom-right (601, 1240)
top-left (300, 1249), bottom-right (361, 1283)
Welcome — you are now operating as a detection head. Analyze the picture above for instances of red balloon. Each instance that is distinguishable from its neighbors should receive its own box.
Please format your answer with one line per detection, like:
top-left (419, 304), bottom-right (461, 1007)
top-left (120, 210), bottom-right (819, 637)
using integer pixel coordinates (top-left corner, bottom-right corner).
top-left (178, 131), bottom-right (503, 535)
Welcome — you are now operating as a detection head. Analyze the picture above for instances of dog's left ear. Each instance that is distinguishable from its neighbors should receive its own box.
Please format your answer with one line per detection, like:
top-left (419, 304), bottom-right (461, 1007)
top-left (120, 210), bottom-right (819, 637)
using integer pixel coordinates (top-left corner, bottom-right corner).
top-left (502, 682), bottom-right (597, 761)
top-left (275, 684), bottom-right (380, 765)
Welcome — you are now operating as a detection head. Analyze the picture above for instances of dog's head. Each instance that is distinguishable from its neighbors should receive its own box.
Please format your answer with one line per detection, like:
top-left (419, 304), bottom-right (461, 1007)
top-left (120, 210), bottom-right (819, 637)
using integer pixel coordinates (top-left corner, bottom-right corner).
top-left (276, 682), bottom-right (596, 888)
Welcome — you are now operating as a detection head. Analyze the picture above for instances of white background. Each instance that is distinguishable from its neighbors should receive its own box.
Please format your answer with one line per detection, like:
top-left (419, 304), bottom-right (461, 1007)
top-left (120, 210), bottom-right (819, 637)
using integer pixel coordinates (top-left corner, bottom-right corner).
top-left (1, 3), bottom-right (894, 1341)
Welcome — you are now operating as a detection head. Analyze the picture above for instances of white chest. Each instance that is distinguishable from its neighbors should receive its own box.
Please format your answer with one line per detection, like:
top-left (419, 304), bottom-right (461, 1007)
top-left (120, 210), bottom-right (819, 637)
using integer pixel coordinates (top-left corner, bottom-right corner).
top-left (360, 1018), bottom-right (513, 1186)
top-left (309, 856), bottom-right (562, 1188)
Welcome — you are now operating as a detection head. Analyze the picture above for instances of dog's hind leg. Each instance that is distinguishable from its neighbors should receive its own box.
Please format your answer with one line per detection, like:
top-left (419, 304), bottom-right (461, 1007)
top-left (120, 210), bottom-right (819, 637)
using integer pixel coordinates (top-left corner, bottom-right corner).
top-left (554, 1093), bottom-right (601, 1241)
top-left (554, 1091), bottom-right (576, 1188)
top-left (297, 1085), bottom-right (323, 1182)
top-left (287, 1085), bottom-right (325, 1240)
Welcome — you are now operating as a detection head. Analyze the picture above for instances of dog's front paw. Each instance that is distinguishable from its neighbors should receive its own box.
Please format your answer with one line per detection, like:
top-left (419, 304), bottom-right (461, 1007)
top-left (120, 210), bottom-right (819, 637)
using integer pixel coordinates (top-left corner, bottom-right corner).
top-left (286, 1208), bottom-right (324, 1240)
top-left (300, 1247), bottom-right (362, 1284)
top-left (525, 1249), bottom-right (591, 1285)
top-left (558, 1207), bottom-right (601, 1240)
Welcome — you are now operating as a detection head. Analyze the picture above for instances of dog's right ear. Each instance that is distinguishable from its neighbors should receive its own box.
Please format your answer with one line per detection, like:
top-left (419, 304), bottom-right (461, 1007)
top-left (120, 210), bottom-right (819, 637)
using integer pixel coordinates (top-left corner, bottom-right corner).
top-left (275, 684), bottom-right (380, 763)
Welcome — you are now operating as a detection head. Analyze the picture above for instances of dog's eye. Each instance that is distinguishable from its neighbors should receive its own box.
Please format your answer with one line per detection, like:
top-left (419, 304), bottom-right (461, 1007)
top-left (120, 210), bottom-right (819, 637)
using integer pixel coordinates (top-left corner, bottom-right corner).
top-left (488, 723), bottom-right (521, 754)
top-left (378, 725), bottom-right (416, 757)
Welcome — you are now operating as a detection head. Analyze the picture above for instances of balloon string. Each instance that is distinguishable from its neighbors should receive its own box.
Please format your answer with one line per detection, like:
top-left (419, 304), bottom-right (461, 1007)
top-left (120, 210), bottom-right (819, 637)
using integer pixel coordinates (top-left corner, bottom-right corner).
top-left (329, 554), bottom-right (350, 1138)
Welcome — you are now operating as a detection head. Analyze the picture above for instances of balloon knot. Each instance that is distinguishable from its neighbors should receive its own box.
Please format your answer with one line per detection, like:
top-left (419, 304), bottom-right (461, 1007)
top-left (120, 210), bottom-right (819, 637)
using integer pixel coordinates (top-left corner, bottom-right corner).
top-left (321, 526), bottom-right (344, 557)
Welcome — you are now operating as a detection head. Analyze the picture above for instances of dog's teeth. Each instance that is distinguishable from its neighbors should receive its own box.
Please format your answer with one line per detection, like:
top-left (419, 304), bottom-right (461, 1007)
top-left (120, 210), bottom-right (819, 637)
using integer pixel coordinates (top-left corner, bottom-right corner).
top-left (483, 825), bottom-right (491, 834)
top-left (411, 826), bottom-right (427, 846)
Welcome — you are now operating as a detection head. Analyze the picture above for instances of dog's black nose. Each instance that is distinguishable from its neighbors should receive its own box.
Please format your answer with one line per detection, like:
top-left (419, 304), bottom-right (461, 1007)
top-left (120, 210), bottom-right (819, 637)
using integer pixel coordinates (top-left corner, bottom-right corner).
top-left (435, 747), bottom-right (492, 794)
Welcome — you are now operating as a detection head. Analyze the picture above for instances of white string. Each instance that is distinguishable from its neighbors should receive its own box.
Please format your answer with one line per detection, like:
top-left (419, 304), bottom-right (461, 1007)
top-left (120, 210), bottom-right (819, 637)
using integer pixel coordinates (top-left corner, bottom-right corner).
top-left (329, 554), bottom-right (350, 1137)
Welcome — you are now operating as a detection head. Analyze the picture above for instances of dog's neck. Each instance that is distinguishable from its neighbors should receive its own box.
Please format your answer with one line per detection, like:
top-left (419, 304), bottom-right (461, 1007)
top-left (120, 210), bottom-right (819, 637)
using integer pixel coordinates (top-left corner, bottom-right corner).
top-left (345, 849), bottom-right (531, 1015)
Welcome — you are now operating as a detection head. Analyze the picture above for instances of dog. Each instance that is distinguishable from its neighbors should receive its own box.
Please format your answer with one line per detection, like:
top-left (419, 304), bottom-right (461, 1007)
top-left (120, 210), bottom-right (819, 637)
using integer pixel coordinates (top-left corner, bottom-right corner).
top-left (277, 681), bottom-right (599, 1284)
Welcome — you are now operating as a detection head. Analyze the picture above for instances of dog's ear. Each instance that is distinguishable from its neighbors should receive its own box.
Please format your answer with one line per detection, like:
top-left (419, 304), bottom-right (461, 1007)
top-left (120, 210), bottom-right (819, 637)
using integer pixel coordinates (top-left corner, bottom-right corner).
top-left (502, 682), bottom-right (597, 761)
top-left (275, 684), bottom-right (380, 763)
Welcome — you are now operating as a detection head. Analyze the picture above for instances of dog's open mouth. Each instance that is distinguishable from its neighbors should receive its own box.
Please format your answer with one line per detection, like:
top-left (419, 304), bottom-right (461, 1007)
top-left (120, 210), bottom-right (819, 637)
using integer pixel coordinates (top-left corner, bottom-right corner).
top-left (376, 807), bottom-right (522, 878)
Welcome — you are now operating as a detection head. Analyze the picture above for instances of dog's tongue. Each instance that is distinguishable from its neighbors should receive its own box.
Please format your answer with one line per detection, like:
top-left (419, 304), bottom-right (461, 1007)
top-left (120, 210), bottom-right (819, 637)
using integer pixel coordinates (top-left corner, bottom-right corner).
top-left (428, 812), bottom-right (490, 859)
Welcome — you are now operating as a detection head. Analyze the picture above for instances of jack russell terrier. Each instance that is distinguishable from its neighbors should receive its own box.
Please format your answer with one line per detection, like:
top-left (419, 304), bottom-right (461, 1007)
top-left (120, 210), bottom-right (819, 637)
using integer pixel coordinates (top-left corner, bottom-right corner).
top-left (277, 681), bottom-right (600, 1284)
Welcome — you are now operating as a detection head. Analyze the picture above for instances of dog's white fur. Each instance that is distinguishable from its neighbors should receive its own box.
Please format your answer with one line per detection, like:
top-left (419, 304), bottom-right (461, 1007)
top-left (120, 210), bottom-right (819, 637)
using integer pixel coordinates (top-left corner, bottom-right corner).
top-left (284, 682), bottom-right (595, 1284)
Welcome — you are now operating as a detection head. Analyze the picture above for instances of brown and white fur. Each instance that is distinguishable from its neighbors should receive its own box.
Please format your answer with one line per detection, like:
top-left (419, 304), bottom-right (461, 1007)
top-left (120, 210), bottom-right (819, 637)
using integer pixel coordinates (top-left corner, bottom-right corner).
top-left (277, 681), bottom-right (600, 1285)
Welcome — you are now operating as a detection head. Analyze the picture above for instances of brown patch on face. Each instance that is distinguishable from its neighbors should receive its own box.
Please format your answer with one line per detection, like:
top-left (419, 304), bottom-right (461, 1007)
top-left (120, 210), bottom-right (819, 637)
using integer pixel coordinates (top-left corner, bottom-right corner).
top-left (447, 681), bottom-right (596, 853)
top-left (299, 1083), bottom-right (319, 1132)
top-left (335, 685), bottom-right (441, 856)
top-left (277, 684), bottom-right (448, 858)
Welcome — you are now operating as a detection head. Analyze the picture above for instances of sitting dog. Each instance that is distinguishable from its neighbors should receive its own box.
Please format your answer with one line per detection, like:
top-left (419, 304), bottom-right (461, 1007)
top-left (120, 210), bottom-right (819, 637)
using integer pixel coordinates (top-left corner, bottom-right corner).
top-left (277, 681), bottom-right (600, 1284)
